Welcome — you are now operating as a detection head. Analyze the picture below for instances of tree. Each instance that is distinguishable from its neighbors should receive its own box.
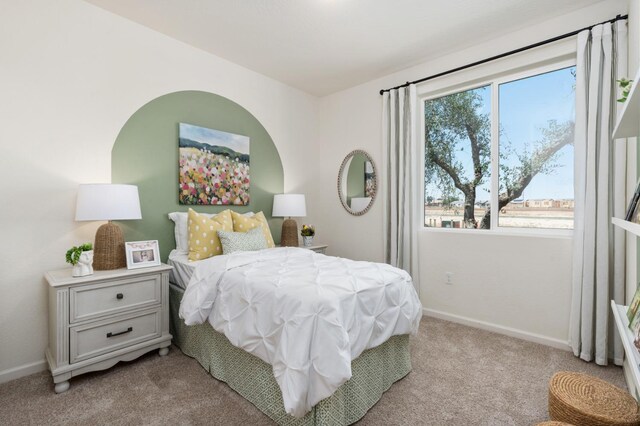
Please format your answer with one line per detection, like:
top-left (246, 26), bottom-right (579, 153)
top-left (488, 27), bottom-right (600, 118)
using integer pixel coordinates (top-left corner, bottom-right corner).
top-left (425, 88), bottom-right (574, 229)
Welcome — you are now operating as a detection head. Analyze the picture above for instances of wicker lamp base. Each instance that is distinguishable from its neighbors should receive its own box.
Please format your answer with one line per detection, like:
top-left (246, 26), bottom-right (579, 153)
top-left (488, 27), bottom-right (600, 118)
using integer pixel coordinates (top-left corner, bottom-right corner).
top-left (93, 221), bottom-right (126, 270)
top-left (280, 218), bottom-right (299, 247)
top-left (549, 371), bottom-right (640, 426)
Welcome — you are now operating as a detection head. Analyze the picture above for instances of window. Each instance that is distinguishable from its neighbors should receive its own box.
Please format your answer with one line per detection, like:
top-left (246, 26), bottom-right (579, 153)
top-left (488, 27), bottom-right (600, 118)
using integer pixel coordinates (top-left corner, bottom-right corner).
top-left (424, 65), bottom-right (575, 231)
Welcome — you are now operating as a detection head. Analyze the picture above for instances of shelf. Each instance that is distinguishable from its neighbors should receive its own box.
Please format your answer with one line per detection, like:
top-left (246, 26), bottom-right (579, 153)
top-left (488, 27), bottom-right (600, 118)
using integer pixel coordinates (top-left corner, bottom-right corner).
top-left (613, 68), bottom-right (640, 139)
top-left (612, 301), bottom-right (640, 399)
top-left (612, 217), bottom-right (640, 237)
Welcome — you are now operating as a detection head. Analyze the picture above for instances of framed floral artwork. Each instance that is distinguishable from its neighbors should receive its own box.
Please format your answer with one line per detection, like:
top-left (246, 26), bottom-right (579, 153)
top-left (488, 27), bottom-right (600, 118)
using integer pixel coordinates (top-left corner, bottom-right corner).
top-left (179, 123), bottom-right (250, 205)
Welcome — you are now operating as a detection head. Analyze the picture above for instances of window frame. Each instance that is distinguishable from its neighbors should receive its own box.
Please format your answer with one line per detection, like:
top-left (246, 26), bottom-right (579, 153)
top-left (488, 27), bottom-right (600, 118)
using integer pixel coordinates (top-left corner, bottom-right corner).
top-left (418, 41), bottom-right (576, 238)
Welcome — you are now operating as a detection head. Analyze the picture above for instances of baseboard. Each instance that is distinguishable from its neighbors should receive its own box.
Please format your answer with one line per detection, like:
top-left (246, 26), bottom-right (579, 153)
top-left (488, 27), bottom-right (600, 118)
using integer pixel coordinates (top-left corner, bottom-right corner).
top-left (423, 308), bottom-right (571, 351)
top-left (0, 359), bottom-right (47, 384)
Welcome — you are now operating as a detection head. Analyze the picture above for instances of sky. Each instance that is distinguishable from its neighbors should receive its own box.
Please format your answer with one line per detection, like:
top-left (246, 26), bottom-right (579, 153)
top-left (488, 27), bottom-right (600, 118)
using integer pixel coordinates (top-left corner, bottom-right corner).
top-left (179, 122), bottom-right (250, 155)
top-left (425, 66), bottom-right (576, 202)
top-left (499, 66), bottom-right (575, 200)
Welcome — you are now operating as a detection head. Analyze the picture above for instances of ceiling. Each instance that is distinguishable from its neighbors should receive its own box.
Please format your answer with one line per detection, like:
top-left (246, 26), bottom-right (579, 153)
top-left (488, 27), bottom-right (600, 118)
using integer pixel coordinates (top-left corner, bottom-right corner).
top-left (85, 0), bottom-right (604, 96)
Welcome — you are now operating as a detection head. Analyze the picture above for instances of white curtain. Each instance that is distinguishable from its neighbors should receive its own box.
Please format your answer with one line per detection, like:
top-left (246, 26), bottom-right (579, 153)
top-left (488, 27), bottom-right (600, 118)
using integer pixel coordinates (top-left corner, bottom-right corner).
top-left (382, 84), bottom-right (421, 294)
top-left (570, 21), bottom-right (627, 366)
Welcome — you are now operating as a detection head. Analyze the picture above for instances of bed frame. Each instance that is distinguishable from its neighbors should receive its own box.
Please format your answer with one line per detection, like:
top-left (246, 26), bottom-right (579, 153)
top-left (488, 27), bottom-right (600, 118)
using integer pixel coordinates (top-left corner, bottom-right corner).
top-left (168, 283), bottom-right (412, 425)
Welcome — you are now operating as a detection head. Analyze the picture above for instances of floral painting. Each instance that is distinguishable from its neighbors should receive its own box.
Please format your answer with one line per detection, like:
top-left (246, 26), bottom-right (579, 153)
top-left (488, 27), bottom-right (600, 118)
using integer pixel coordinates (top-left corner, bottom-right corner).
top-left (179, 123), bottom-right (250, 205)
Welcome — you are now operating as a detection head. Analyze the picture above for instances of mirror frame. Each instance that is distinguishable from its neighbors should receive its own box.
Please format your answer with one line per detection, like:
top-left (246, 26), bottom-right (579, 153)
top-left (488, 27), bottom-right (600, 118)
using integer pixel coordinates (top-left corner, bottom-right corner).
top-left (337, 149), bottom-right (377, 216)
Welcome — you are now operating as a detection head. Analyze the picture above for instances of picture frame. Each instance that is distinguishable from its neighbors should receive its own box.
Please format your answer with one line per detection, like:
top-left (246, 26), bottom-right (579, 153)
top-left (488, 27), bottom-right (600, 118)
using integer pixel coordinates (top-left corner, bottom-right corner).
top-left (125, 240), bottom-right (161, 270)
top-left (629, 282), bottom-right (640, 325)
top-left (625, 177), bottom-right (640, 221)
top-left (178, 123), bottom-right (250, 206)
top-left (628, 292), bottom-right (640, 353)
top-left (630, 308), bottom-right (640, 341)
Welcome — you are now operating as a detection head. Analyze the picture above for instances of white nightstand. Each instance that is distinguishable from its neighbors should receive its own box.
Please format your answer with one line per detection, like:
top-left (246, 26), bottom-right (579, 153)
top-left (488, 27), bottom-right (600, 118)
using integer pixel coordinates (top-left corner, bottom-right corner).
top-left (302, 244), bottom-right (328, 254)
top-left (45, 264), bottom-right (173, 393)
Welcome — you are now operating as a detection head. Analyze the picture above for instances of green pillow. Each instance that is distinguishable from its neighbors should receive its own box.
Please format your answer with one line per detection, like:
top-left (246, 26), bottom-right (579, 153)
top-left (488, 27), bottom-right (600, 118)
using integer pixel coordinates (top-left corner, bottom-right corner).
top-left (218, 227), bottom-right (268, 254)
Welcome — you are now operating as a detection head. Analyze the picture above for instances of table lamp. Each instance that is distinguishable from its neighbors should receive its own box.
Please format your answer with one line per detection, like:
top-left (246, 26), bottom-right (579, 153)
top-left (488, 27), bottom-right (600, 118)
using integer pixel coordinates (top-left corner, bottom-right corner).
top-left (272, 194), bottom-right (306, 247)
top-left (75, 184), bottom-right (142, 270)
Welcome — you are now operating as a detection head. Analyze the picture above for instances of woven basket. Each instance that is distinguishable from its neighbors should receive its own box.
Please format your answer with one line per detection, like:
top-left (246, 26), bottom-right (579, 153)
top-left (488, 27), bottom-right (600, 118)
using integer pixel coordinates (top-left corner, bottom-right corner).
top-left (549, 371), bottom-right (640, 426)
top-left (536, 422), bottom-right (575, 426)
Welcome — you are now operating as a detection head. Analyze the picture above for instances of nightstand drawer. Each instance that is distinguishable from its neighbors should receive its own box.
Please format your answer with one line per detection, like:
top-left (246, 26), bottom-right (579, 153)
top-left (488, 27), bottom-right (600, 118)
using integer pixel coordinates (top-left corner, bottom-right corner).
top-left (70, 275), bottom-right (161, 323)
top-left (70, 309), bottom-right (161, 363)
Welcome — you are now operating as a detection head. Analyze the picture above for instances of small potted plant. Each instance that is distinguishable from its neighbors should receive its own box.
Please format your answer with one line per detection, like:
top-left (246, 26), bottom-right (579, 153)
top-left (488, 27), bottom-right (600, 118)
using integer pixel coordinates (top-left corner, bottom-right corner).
top-left (66, 243), bottom-right (94, 277)
top-left (618, 78), bottom-right (633, 103)
top-left (300, 225), bottom-right (315, 247)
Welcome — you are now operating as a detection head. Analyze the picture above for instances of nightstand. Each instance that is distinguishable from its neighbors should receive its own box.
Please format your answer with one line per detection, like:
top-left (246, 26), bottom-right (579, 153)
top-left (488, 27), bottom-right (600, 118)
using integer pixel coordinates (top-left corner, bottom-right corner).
top-left (302, 244), bottom-right (328, 254)
top-left (45, 264), bottom-right (172, 393)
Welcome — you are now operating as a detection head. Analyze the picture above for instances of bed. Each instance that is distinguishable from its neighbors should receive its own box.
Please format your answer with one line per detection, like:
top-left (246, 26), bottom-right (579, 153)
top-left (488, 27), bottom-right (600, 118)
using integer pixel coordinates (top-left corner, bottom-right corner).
top-left (168, 245), bottom-right (421, 425)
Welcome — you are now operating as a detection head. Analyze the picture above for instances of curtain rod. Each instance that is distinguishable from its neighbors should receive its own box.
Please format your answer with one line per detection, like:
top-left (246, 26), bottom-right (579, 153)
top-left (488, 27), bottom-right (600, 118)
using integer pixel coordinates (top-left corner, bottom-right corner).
top-left (379, 14), bottom-right (628, 95)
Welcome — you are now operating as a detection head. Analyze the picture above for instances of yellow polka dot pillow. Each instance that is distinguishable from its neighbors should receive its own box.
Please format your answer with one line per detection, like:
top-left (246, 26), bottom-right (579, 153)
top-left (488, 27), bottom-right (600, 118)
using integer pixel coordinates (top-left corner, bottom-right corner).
top-left (230, 211), bottom-right (275, 248)
top-left (187, 208), bottom-right (233, 261)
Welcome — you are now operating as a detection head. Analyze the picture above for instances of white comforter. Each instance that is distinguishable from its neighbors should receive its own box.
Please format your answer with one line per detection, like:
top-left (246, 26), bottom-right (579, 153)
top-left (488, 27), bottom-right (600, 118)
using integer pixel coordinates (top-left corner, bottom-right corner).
top-left (179, 247), bottom-right (422, 417)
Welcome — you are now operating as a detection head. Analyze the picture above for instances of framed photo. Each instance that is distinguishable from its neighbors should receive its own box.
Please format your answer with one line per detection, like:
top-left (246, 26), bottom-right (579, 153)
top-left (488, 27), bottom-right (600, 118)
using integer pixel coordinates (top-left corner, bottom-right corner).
top-left (125, 240), bottom-right (161, 270)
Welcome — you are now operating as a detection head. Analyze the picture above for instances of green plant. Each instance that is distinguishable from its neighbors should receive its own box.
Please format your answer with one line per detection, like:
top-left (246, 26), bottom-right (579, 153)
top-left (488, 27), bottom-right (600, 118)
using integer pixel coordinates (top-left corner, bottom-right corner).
top-left (65, 243), bottom-right (93, 265)
top-left (618, 78), bottom-right (633, 103)
top-left (300, 224), bottom-right (315, 237)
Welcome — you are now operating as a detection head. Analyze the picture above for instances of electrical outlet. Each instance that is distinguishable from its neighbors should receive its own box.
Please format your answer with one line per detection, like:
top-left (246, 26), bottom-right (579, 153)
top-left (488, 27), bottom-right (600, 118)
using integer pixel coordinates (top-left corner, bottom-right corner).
top-left (445, 272), bottom-right (453, 285)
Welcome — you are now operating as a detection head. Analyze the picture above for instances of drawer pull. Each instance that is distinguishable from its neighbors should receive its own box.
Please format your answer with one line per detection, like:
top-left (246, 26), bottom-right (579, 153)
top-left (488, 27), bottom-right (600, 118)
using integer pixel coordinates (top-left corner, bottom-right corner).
top-left (116, 293), bottom-right (124, 300)
top-left (106, 327), bottom-right (133, 338)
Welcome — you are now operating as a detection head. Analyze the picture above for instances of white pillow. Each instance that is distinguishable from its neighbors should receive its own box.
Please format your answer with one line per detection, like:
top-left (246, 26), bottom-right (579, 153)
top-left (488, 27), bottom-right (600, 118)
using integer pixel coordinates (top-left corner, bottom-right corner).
top-left (168, 211), bottom-right (255, 254)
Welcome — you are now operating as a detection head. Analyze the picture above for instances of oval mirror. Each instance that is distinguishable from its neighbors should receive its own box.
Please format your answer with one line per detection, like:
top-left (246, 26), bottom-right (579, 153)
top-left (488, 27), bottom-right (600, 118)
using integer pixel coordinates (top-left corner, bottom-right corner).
top-left (338, 150), bottom-right (377, 216)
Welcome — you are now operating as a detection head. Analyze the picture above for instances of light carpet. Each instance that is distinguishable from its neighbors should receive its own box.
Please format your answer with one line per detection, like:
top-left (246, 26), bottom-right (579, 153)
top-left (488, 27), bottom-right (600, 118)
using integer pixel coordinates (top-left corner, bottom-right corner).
top-left (0, 317), bottom-right (625, 425)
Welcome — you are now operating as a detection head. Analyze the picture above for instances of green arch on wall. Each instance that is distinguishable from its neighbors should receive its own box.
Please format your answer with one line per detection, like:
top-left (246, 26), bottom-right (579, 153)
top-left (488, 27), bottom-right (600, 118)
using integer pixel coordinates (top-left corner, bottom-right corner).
top-left (112, 90), bottom-right (284, 261)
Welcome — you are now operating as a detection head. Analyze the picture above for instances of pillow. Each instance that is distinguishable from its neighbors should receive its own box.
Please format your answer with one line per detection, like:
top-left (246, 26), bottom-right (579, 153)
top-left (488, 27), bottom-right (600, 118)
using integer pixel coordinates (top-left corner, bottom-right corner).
top-left (168, 211), bottom-right (190, 253)
top-left (169, 209), bottom-right (231, 254)
top-left (230, 211), bottom-right (275, 248)
top-left (187, 209), bottom-right (233, 261)
top-left (218, 228), bottom-right (268, 254)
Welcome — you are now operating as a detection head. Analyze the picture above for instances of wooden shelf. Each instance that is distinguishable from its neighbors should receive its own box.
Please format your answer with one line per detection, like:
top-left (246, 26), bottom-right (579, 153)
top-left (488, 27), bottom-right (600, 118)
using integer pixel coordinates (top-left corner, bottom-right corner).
top-left (612, 217), bottom-right (640, 237)
top-left (613, 68), bottom-right (640, 139)
top-left (612, 301), bottom-right (640, 399)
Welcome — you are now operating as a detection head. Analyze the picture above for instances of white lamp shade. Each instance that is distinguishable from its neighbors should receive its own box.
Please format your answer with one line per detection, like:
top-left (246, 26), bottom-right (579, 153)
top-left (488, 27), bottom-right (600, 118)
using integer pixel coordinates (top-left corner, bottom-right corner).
top-left (75, 184), bottom-right (142, 221)
top-left (365, 161), bottom-right (374, 174)
top-left (272, 194), bottom-right (306, 218)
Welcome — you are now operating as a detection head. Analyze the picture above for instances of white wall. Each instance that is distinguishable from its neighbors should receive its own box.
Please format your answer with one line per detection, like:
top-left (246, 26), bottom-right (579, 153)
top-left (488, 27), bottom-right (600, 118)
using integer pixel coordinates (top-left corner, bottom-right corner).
top-left (630, 0), bottom-right (639, 74)
top-left (312, 0), bottom-right (628, 347)
top-left (628, 0), bottom-right (640, 306)
top-left (0, 0), bottom-right (317, 382)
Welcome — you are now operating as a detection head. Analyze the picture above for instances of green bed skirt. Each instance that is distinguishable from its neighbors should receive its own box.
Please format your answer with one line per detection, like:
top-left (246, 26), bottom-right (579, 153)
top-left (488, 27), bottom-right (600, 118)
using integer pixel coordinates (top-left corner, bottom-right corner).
top-left (169, 284), bottom-right (411, 425)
